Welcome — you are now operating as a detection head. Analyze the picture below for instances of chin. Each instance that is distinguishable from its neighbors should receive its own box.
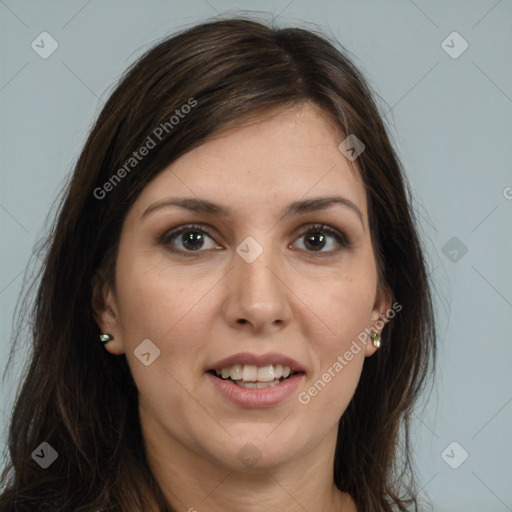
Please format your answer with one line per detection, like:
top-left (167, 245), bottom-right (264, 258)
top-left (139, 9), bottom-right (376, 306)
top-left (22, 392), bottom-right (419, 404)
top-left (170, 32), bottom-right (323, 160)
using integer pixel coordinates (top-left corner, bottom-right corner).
top-left (206, 429), bottom-right (309, 471)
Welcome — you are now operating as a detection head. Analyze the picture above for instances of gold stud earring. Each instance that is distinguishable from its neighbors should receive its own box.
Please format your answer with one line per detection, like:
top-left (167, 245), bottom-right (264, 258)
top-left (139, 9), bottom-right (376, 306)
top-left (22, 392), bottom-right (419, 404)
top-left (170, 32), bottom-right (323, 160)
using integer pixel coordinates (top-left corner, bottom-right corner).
top-left (99, 333), bottom-right (114, 344)
top-left (371, 332), bottom-right (381, 348)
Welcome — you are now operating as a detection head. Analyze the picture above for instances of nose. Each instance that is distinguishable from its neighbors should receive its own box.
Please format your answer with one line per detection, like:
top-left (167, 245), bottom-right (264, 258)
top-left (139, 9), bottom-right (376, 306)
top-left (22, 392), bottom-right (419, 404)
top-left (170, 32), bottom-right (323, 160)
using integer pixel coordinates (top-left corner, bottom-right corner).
top-left (222, 238), bottom-right (292, 333)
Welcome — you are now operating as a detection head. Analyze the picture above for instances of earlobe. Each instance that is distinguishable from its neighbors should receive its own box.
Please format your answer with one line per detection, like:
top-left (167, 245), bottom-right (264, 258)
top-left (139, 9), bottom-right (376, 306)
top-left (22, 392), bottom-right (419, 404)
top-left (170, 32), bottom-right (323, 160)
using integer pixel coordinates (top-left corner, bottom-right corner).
top-left (365, 284), bottom-right (392, 356)
top-left (91, 272), bottom-right (125, 355)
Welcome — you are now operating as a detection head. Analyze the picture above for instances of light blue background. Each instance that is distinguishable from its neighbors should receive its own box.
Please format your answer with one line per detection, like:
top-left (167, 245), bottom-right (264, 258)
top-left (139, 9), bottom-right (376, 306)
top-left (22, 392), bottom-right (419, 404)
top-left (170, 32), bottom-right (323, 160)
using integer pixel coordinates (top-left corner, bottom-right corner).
top-left (1, 1), bottom-right (511, 510)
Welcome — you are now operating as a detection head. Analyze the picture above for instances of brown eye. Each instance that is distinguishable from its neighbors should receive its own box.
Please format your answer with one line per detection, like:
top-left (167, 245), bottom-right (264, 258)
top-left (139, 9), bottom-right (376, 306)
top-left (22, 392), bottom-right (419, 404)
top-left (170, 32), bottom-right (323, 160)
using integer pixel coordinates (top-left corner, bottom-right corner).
top-left (178, 230), bottom-right (206, 251)
top-left (303, 231), bottom-right (327, 251)
top-left (160, 224), bottom-right (221, 256)
top-left (292, 224), bottom-right (350, 254)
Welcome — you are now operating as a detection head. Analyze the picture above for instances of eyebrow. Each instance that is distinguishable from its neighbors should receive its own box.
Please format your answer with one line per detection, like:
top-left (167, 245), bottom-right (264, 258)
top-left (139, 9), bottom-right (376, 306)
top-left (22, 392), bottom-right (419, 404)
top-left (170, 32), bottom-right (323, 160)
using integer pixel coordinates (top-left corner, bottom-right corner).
top-left (141, 196), bottom-right (365, 228)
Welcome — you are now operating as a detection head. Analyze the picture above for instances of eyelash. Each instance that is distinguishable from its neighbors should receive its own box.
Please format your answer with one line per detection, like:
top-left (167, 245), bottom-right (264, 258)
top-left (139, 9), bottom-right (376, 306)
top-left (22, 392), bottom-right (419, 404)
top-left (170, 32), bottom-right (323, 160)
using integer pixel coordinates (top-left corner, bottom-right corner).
top-left (159, 223), bottom-right (352, 258)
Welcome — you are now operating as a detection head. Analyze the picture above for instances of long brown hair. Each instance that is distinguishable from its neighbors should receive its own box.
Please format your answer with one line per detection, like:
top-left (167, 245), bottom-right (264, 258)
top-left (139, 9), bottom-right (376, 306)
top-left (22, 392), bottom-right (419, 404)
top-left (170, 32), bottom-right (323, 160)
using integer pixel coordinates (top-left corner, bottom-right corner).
top-left (1, 17), bottom-right (436, 512)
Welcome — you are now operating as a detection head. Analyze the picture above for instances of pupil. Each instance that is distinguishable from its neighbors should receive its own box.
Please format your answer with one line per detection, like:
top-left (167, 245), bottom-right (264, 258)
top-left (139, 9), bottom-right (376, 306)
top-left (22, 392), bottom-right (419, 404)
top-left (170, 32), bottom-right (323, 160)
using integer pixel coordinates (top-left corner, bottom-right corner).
top-left (305, 232), bottom-right (325, 251)
top-left (182, 231), bottom-right (203, 250)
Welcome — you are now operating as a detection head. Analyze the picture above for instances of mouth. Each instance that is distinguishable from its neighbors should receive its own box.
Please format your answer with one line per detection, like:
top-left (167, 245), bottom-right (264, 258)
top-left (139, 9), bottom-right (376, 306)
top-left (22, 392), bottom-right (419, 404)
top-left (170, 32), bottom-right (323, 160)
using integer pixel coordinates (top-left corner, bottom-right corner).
top-left (207, 364), bottom-right (304, 389)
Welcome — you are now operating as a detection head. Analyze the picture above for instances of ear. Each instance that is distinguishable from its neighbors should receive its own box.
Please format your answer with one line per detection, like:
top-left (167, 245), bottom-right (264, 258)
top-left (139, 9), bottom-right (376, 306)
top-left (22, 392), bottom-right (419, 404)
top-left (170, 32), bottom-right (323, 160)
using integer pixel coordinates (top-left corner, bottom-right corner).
top-left (364, 282), bottom-right (392, 357)
top-left (91, 271), bottom-right (125, 355)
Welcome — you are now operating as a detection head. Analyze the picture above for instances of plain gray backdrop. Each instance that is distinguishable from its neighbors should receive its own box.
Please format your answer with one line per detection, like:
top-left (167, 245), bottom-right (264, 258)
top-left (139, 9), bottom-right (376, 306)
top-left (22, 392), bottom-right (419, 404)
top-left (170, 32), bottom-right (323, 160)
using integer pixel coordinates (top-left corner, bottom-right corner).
top-left (1, 1), bottom-right (511, 511)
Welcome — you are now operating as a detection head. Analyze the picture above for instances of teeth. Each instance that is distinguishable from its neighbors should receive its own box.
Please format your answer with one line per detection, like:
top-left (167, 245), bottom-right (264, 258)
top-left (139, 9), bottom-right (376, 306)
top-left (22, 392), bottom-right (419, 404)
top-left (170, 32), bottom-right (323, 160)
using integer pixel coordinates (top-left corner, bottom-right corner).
top-left (214, 363), bottom-right (295, 382)
top-left (242, 364), bottom-right (258, 381)
top-left (230, 364), bottom-right (242, 380)
top-left (257, 365), bottom-right (274, 382)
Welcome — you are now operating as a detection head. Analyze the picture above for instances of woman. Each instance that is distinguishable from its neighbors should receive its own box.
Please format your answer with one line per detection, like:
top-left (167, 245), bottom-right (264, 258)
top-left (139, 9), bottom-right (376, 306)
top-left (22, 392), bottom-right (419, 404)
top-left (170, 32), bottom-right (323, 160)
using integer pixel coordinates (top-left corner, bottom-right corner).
top-left (0, 17), bottom-right (436, 512)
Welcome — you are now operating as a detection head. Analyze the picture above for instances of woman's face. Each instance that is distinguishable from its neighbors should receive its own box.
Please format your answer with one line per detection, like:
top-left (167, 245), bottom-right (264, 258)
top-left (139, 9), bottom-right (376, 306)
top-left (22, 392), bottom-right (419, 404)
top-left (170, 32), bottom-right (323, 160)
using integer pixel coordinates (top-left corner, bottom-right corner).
top-left (95, 102), bottom-right (389, 472)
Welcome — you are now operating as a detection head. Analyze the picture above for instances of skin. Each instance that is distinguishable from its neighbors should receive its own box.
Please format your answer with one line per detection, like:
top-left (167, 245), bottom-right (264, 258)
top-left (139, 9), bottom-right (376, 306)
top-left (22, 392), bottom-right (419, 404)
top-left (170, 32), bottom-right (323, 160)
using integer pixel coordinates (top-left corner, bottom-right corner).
top-left (94, 101), bottom-right (391, 512)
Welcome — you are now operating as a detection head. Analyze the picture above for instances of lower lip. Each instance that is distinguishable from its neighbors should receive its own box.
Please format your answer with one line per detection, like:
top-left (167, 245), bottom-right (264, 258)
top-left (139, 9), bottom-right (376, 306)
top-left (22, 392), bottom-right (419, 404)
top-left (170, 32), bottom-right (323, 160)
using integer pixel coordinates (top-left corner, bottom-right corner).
top-left (206, 372), bottom-right (304, 408)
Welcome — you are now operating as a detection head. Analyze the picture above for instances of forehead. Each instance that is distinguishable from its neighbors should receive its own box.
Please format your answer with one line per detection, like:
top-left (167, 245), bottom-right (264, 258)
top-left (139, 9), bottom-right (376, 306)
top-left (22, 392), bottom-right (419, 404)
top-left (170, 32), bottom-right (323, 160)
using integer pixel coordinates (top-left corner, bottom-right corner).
top-left (132, 102), bottom-right (368, 223)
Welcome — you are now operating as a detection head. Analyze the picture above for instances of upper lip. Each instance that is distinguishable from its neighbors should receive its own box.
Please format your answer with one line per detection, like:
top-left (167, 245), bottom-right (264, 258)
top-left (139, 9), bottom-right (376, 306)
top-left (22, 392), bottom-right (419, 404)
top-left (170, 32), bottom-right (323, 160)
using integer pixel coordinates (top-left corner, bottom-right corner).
top-left (208, 352), bottom-right (305, 373)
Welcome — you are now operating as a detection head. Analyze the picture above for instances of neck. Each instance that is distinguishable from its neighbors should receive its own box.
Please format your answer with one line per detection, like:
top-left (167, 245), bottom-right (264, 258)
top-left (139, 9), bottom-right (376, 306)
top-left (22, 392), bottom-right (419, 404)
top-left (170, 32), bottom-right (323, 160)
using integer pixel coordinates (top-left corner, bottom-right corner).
top-left (141, 409), bottom-right (357, 512)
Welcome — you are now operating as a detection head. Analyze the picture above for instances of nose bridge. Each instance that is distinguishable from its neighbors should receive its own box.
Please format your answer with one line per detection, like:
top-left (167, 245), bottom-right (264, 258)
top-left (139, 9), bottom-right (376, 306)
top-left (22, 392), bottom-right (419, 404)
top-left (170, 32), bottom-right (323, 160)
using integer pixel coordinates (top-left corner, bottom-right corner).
top-left (237, 233), bottom-right (282, 300)
top-left (223, 232), bottom-right (291, 329)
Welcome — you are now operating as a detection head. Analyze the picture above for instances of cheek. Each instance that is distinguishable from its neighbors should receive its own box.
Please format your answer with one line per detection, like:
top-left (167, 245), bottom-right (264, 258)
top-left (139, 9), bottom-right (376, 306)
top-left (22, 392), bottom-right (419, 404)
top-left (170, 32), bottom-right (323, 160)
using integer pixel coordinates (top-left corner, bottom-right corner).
top-left (296, 271), bottom-right (374, 423)
top-left (300, 257), bottom-right (377, 356)
top-left (113, 245), bottom-right (217, 363)
top-left (293, 251), bottom-right (377, 420)
top-left (112, 254), bottom-right (207, 415)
